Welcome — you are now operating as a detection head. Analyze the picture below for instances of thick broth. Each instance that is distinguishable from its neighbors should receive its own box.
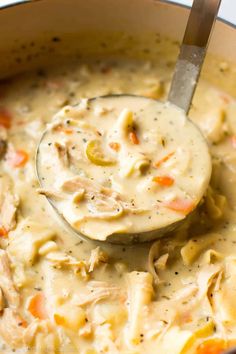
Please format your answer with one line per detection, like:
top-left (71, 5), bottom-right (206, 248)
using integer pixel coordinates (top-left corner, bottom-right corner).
top-left (0, 55), bottom-right (236, 353)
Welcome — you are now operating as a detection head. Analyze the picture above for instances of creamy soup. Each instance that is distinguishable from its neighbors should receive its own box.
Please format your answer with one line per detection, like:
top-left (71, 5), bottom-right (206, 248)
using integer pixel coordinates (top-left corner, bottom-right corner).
top-left (0, 51), bottom-right (236, 354)
top-left (37, 96), bottom-right (211, 241)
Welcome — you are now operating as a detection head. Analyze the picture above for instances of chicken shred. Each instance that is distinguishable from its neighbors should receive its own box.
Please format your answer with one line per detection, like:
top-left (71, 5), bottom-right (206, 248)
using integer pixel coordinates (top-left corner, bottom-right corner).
top-left (147, 241), bottom-right (161, 284)
top-left (88, 247), bottom-right (108, 272)
top-left (0, 308), bottom-right (25, 348)
top-left (0, 177), bottom-right (19, 232)
top-left (46, 251), bottom-right (88, 279)
top-left (74, 281), bottom-right (124, 307)
top-left (0, 250), bottom-right (20, 308)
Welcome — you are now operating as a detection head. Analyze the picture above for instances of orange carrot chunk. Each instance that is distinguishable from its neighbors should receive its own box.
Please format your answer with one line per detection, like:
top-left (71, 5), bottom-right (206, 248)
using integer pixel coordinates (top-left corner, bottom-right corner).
top-left (28, 292), bottom-right (48, 320)
top-left (230, 135), bottom-right (236, 149)
top-left (154, 151), bottom-right (175, 168)
top-left (0, 227), bottom-right (8, 237)
top-left (54, 125), bottom-right (73, 135)
top-left (109, 142), bottom-right (120, 152)
top-left (197, 339), bottom-right (226, 354)
top-left (7, 150), bottom-right (29, 168)
top-left (153, 175), bottom-right (174, 186)
top-left (164, 198), bottom-right (194, 214)
top-left (129, 131), bottom-right (139, 145)
top-left (54, 313), bottom-right (67, 326)
top-left (0, 108), bottom-right (12, 129)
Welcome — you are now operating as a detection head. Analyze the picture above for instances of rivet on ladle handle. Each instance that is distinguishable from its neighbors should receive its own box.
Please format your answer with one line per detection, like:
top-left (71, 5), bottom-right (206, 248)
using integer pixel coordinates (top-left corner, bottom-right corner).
top-left (168, 0), bottom-right (222, 114)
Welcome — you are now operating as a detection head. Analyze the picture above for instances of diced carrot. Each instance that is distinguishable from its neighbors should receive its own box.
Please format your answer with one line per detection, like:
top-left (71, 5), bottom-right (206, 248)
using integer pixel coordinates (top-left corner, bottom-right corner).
top-left (196, 339), bottom-right (226, 354)
top-left (62, 129), bottom-right (73, 135)
top-left (154, 151), bottom-right (175, 168)
top-left (164, 198), bottom-right (194, 214)
top-left (0, 227), bottom-right (8, 238)
top-left (0, 227), bottom-right (8, 237)
top-left (28, 292), bottom-right (48, 320)
top-left (54, 313), bottom-right (66, 326)
top-left (230, 135), bottom-right (236, 149)
top-left (54, 125), bottom-right (73, 135)
top-left (0, 108), bottom-right (12, 129)
top-left (109, 142), bottom-right (120, 152)
top-left (153, 175), bottom-right (174, 186)
top-left (7, 149), bottom-right (29, 168)
top-left (129, 131), bottom-right (139, 145)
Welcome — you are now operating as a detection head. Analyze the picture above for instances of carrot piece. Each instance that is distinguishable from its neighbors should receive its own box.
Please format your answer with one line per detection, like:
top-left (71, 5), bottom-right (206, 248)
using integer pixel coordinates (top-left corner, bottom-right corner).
top-left (0, 108), bottom-right (11, 129)
top-left (7, 149), bottom-right (29, 168)
top-left (129, 131), bottom-right (139, 145)
top-left (54, 313), bottom-right (66, 326)
top-left (109, 142), bottom-right (120, 152)
top-left (153, 175), bottom-right (174, 186)
top-left (197, 339), bottom-right (226, 354)
top-left (154, 151), bottom-right (175, 168)
top-left (63, 129), bottom-right (73, 135)
top-left (230, 136), bottom-right (236, 149)
top-left (164, 198), bottom-right (194, 214)
top-left (54, 125), bottom-right (73, 135)
top-left (0, 227), bottom-right (8, 237)
top-left (28, 292), bottom-right (48, 320)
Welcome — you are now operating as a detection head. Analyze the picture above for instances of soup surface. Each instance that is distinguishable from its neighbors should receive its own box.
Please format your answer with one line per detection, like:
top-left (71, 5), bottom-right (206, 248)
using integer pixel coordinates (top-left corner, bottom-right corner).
top-left (0, 51), bottom-right (236, 354)
top-left (37, 96), bottom-right (211, 241)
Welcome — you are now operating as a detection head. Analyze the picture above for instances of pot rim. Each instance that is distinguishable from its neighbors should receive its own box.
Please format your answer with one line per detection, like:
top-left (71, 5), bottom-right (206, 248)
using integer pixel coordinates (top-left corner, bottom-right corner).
top-left (0, 0), bottom-right (235, 30)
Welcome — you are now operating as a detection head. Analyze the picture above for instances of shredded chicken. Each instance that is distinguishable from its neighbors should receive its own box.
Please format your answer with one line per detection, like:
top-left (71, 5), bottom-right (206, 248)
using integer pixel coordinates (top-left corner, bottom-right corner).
top-left (8, 219), bottom-right (55, 266)
top-left (0, 177), bottom-right (19, 232)
top-left (74, 281), bottom-right (123, 306)
top-left (61, 175), bottom-right (143, 213)
top-left (62, 175), bottom-right (124, 220)
top-left (61, 175), bottom-right (115, 196)
top-left (88, 247), bottom-right (108, 272)
top-left (37, 188), bottom-right (64, 200)
top-left (87, 193), bottom-right (124, 220)
top-left (46, 251), bottom-right (88, 279)
top-left (147, 241), bottom-right (161, 284)
top-left (0, 308), bottom-right (25, 348)
top-left (211, 258), bottom-right (236, 327)
top-left (23, 319), bottom-right (59, 353)
top-left (0, 250), bottom-right (20, 308)
top-left (54, 141), bottom-right (69, 167)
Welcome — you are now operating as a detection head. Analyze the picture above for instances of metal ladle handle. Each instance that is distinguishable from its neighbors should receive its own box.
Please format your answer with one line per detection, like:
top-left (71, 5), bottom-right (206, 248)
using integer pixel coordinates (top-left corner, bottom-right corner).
top-left (168, 0), bottom-right (222, 114)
